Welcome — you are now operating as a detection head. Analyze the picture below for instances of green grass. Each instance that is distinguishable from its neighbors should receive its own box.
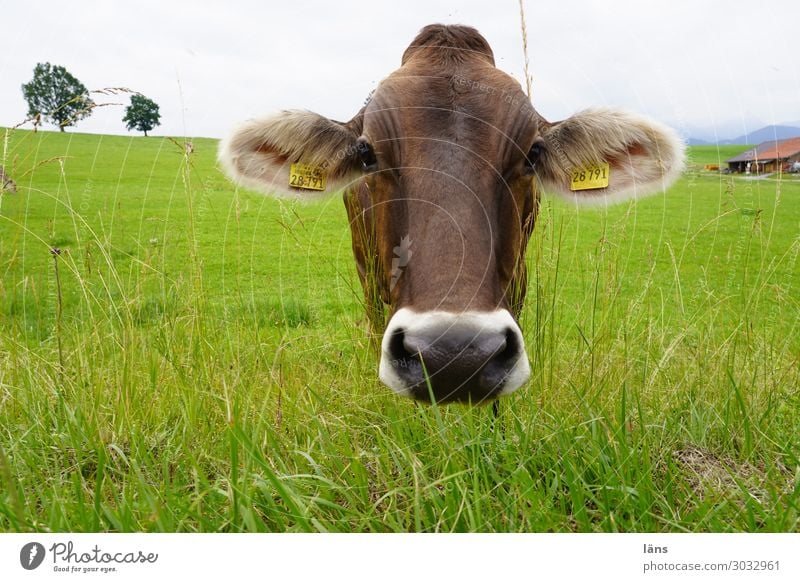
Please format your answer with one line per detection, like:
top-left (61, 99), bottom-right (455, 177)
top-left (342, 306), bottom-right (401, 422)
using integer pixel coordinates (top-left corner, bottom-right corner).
top-left (686, 144), bottom-right (752, 168)
top-left (0, 128), bottom-right (798, 532)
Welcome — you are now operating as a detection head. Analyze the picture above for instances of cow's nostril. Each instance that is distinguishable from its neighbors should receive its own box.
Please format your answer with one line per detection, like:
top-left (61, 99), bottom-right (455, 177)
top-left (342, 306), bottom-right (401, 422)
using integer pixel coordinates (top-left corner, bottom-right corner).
top-left (400, 330), bottom-right (424, 357)
top-left (487, 333), bottom-right (507, 358)
top-left (389, 327), bottom-right (407, 357)
top-left (496, 327), bottom-right (519, 364)
top-left (389, 327), bottom-right (422, 367)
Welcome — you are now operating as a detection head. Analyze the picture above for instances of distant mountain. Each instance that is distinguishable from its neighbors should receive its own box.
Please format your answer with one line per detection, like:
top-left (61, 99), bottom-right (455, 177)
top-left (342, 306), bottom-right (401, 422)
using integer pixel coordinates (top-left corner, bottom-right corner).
top-left (724, 125), bottom-right (800, 145)
top-left (689, 125), bottom-right (800, 146)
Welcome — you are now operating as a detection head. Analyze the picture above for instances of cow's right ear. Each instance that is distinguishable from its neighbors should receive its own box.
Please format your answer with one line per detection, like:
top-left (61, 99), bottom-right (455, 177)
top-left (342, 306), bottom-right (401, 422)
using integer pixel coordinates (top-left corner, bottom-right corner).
top-left (533, 108), bottom-right (685, 205)
top-left (218, 110), bottom-right (362, 199)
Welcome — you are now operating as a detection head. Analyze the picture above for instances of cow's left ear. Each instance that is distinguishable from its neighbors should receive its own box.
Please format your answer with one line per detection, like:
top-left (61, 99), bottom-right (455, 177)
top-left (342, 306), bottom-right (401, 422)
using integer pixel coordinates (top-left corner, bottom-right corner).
top-left (534, 108), bottom-right (685, 204)
top-left (218, 110), bottom-right (362, 199)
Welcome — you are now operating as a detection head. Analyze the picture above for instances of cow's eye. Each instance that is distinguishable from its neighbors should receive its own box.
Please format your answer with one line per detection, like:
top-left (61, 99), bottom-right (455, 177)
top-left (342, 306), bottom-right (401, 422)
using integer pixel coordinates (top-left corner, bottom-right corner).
top-left (356, 138), bottom-right (378, 172)
top-left (524, 137), bottom-right (546, 174)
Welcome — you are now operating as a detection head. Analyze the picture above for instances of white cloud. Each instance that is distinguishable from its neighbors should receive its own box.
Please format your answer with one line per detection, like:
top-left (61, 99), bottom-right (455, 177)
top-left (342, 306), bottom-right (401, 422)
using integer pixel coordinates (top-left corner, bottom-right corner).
top-left (1, 0), bottom-right (798, 139)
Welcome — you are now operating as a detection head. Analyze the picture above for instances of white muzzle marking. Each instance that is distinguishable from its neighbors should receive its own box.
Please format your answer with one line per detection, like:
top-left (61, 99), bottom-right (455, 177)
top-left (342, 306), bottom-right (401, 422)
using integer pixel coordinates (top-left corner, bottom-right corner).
top-left (378, 308), bottom-right (531, 400)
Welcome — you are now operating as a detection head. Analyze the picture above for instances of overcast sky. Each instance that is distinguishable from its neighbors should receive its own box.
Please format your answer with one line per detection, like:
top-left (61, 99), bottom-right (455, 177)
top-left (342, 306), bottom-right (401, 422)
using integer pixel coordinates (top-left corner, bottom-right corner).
top-left (1, 0), bottom-right (798, 141)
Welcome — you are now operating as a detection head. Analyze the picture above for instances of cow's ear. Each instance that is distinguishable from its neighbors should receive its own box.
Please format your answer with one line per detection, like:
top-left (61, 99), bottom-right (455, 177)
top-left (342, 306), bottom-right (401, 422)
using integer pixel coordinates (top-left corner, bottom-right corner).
top-left (534, 108), bottom-right (685, 204)
top-left (218, 110), bottom-right (362, 199)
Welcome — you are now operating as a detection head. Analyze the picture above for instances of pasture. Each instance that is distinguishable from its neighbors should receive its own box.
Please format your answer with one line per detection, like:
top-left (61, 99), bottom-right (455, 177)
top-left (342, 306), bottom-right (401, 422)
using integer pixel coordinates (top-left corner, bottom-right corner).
top-left (0, 129), bottom-right (798, 532)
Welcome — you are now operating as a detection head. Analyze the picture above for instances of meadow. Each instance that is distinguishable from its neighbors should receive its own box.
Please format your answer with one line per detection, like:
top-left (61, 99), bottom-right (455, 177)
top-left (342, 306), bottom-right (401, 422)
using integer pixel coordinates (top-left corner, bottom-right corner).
top-left (0, 129), bottom-right (798, 532)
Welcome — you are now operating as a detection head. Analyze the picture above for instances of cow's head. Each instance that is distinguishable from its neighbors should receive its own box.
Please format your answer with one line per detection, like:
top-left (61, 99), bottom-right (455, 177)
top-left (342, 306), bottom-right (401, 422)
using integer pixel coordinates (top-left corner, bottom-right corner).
top-left (219, 24), bottom-right (685, 404)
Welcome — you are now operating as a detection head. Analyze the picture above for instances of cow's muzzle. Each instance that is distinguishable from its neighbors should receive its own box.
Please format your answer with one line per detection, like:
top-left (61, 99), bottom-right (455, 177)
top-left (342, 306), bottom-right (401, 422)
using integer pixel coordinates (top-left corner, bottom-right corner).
top-left (378, 309), bottom-right (530, 403)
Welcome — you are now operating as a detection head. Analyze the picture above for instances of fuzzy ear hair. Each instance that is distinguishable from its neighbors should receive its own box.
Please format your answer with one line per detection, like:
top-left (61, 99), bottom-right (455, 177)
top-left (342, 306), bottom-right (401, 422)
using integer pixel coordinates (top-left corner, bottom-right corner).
top-left (218, 110), bottom-right (361, 199)
top-left (535, 108), bottom-right (685, 205)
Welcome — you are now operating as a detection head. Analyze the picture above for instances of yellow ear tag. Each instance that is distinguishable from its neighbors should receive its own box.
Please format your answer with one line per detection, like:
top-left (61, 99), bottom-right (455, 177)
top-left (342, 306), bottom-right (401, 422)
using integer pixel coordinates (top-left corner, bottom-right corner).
top-left (570, 162), bottom-right (610, 191)
top-left (289, 163), bottom-right (326, 191)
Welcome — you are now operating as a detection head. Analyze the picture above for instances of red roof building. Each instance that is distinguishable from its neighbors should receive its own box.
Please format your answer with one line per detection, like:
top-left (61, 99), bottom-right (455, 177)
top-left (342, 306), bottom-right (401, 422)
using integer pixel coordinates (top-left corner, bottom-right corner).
top-left (727, 137), bottom-right (800, 173)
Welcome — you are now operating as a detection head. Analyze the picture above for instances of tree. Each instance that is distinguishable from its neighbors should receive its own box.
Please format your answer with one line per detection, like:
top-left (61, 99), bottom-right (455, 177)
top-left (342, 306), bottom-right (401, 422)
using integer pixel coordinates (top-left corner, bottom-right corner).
top-left (21, 63), bottom-right (94, 132)
top-left (122, 94), bottom-right (161, 137)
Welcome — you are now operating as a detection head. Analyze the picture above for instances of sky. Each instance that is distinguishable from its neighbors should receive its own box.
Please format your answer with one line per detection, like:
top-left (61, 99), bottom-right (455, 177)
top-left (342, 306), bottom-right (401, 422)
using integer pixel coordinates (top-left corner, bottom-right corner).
top-left (1, 0), bottom-right (798, 141)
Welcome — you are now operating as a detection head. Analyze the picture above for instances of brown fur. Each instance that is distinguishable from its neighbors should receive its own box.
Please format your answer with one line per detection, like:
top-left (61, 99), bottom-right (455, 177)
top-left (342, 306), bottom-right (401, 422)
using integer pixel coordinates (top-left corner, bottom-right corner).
top-left (219, 24), bottom-right (685, 331)
top-left (401, 24), bottom-right (495, 66)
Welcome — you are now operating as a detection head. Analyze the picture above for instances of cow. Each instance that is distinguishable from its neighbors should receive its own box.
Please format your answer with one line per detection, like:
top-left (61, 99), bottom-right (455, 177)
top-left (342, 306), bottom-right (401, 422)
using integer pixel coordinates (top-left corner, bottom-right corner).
top-left (218, 24), bottom-right (685, 404)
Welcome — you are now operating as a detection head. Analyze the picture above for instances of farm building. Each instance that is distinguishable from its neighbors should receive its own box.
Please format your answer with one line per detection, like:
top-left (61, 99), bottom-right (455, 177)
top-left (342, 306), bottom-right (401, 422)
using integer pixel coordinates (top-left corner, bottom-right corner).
top-left (726, 137), bottom-right (800, 173)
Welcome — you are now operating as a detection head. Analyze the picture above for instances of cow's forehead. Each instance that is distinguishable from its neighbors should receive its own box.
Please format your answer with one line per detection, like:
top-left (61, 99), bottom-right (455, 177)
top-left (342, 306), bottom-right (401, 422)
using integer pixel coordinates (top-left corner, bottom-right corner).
top-left (362, 65), bottom-right (538, 155)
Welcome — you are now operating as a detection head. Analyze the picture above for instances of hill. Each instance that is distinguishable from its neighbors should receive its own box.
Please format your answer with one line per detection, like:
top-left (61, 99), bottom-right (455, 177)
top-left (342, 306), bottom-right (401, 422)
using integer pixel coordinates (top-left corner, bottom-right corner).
top-left (689, 124), bottom-right (800, 145)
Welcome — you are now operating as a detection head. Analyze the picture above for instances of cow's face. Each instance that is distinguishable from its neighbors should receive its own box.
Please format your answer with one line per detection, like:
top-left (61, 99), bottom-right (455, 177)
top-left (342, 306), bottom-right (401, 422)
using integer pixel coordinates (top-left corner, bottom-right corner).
top-left (219, 24), bottom-right (685, 404)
